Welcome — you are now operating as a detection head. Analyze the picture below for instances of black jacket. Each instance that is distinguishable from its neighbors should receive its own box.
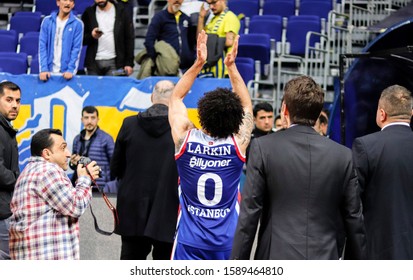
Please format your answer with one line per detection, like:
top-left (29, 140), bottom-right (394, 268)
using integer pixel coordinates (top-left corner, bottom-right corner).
top-left (111, 104), bottom-right (179, 243)
top-left (81, 1), bottom-right (134, 70)
top-left (352, 124), bottom-right (413, 259)
top-left (232, 125), bottom-right (367, 259)
top-left (0, 114), bottom-right (19, 219)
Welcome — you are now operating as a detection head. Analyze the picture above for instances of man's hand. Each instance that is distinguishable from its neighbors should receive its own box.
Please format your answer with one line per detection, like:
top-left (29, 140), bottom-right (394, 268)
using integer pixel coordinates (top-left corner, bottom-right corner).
top-left (62, 72), bottom-right (73, 80)
top-left (124, 66), bottom-right (133, 76)
top-left (70, 154), bottom-right (81, 167)
top-left (224, 34), bottom-right (239, 67)
top-left (39, 72), bottom-right (50, 81)
top-left (197, 30), bottom-right (208, 64)
top-left (199, 3), bottom-right (209, 20)
top-left (92, 27), bottom-right (103, 39)
top-left (77, 160), bottom-right (101, 180)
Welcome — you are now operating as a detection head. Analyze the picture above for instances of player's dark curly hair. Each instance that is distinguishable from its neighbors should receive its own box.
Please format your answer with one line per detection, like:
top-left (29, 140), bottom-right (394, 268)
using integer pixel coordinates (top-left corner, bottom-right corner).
top-left (197, 88), bottom-right (244, 139)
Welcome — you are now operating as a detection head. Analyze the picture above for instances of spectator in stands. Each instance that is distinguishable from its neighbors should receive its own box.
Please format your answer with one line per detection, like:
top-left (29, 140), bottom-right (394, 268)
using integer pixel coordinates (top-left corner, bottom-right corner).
top-left (314, 108), bottom-right (329, 136)
top-left (136, 0), bottom-right (196, 78)
top-left (274, 115), bottom-right (283, 131)
top-left (9, 128), bottom-right (101, 259)
top-left (197, 0), bottom-right (240, 78)
top-left (246, 102), bottom-right (274, 161)
top-left (352, 85), bottom-right (413, 259)
top-left (111, 80), bottom-right (179, 260)
top-left (82, 0), bottom-right (134, 76)
top-left (231, 75), bottom-right (367, 260)
top-left (0, 81), bottom-right (21, 260)
top-left (69, 106), bottom-right (116, 193)
top-left (169, 31), bottom-right (253, 260)
top-left (39, 0), bottom-right (84, 81)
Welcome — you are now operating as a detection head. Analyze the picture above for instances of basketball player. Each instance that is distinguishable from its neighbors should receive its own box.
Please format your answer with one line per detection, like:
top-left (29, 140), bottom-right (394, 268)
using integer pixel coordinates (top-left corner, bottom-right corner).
top-left (168, 30), bottom-right (253, 259)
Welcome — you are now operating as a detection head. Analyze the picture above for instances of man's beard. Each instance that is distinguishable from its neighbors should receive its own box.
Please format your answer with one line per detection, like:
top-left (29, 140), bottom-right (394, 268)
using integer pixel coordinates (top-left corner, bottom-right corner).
top-left (171, 4), bottom-right (181, 13)
top-left (97, 1), bottom-right (108, 8)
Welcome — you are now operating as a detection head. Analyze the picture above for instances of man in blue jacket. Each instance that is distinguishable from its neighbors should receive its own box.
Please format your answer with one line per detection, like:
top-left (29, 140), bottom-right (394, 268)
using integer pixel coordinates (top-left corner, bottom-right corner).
top-left (70, 106), bottom-right (115, 192)
top-left (144, 0), bottom-right (196, 73)
top-left (38, 0), bottom-right (84, 81)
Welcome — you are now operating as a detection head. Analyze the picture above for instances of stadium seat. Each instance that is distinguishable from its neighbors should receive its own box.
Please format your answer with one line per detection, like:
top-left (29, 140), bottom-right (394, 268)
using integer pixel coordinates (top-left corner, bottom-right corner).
top-left (236, 57), bottom-right (256, 85)
top-left (78, 46), bottom-right (88, 74)
top-left (262, 0), bottom-right (296, 19)
top-left (0, 31), bottom-right (18, 52)
top-left (29, 54), bottom-right (39, 74)
top-left (35, 0), bottom-right (58, 16)
top-left (73, 0), bottom-right (94, 15)
top-left (248, 15), bottom-right (283, 43)
top-left (0, 29), bottom-right (18, 48)
top-left (299, 0), bottom-right (333, 20)
top-left (19, 33), bottom-right (40, 65)
top-left (9, 14), bottom-right (42, 38)
top-left (0, 52), bottom-right (28, 74)
top-left (238, 33), bottom-right (277, 107)
top-left (13, 11), bottom-right (43, 18)
top-left (228, 0), bottom-right (260, 19)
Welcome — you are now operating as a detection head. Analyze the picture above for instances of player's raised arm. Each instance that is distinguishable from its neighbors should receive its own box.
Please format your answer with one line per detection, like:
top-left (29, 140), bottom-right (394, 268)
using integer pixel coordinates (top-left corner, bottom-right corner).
top-left (168, 30), bottom-right (208, 148)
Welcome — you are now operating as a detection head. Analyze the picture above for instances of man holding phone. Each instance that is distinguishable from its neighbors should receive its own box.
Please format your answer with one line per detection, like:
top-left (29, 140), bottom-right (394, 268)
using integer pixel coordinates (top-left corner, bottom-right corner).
top-left (81, 0), bottom-right (134, 76)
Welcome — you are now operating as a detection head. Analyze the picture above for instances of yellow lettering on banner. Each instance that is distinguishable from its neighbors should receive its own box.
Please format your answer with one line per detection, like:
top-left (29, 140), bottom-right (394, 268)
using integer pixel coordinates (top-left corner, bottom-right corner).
top-left (52, 105), bottom-right (65, 132)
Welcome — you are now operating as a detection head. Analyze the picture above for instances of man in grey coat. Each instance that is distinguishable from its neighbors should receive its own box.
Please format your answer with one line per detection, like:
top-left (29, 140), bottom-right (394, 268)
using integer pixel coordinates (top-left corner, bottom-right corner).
top-left (231, 75), bottom-right (367, 260)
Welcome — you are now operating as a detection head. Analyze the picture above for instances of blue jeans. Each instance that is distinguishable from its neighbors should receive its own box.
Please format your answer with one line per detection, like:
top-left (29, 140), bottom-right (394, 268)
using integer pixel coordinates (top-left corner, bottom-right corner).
top-left (0, 217), bottom-right (10, 260)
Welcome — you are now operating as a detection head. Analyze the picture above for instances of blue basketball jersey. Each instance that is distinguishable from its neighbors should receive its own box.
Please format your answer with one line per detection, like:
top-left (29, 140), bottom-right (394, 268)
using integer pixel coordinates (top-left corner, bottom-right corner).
top-left (174, 129), bottom-right (245, 251)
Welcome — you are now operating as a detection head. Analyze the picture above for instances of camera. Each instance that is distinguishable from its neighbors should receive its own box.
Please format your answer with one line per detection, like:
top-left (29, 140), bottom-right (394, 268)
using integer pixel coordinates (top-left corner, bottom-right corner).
top-left (77, 156), bottom-right (92, 166)
top-left (77, 156), bottom-right (101, 178)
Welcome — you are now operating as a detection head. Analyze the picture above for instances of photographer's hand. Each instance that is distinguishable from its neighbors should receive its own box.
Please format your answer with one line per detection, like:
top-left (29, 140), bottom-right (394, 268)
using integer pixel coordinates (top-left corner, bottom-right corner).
top-left (70, 154), bottom-right (81, 166)
top-left (77, 160), bottom-right (101, 180)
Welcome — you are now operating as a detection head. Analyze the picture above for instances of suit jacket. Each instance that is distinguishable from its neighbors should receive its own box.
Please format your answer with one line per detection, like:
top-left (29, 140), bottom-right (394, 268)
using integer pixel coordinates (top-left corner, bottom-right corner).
top-left (352, 124), bottom-right (413, 259)
top-left (110, 104), bottom-right (178, 243)
top-left (231, 125), bottom-right (367, 260)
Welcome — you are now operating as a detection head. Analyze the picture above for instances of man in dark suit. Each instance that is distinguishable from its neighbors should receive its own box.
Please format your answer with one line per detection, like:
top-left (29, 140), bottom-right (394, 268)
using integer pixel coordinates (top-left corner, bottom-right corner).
top-left (110, 80), bottom-right (179, 260)
top-left (352, 84), bottom-right (413, 259)
top-left (231, 75), bottom-right (367, 260)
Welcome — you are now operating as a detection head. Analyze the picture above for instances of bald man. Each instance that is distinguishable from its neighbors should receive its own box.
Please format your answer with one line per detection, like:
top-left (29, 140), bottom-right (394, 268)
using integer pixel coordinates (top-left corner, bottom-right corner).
top-left (111, 80), bottom-right (180, 260)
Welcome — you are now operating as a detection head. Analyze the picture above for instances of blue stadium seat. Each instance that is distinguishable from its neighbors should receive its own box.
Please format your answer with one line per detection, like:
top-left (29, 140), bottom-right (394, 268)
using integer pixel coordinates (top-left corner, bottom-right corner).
top-left (30, 54), bottom-right (39, 74)
top-left (286, 15), bottom-right (322, 55)
top-left (19, 33), bottom-right (40, 58)
top-left (0, 29), bottom-right (18, 48)
top-left (262, 0), bottom-right (296, 18)
top-left (13, 11), bottom-right (43, 18)
top-left (0, 32), bottom-right (18, 52)
top-left (299, 0), bottom-right (333, 20)
top-left (228, 0), bottom-right (260, 19)
top-left (35, 0), bottom-right (58, 16)
top-left (249, 15), bottom-right (283, 43)
top-left (9, 14), bottom-right (42, 38)
top-left (0, 52), bottom-right (28, 74)
top-left (236, 57), bottom-right (256, 85)
top-left (238, 33), bottom-right (271, 75)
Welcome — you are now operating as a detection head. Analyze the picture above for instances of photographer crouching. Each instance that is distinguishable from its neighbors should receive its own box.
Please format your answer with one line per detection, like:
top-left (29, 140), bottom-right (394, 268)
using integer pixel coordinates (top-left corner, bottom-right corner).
top-left (9, 128), bottom-right (101, 260)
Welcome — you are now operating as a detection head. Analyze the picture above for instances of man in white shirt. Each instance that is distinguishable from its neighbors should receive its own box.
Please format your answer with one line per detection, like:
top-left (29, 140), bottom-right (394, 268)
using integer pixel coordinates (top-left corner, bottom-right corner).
top-left (81, 0), bottom-right (134, 76)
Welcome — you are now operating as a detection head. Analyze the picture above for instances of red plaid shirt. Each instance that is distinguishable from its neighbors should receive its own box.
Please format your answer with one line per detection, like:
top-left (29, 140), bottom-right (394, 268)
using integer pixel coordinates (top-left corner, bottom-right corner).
top-left (9, 157), bottom-right (93, 259)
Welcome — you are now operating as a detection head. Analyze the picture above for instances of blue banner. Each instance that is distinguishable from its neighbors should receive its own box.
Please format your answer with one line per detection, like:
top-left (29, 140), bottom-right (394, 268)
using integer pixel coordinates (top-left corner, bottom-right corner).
top-left (0, 73), bottom-right (231, 170)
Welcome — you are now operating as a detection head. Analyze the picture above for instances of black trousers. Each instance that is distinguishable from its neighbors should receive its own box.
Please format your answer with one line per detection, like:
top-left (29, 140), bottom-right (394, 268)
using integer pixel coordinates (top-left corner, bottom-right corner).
top-left (120, 236), bottom-right (173, 260)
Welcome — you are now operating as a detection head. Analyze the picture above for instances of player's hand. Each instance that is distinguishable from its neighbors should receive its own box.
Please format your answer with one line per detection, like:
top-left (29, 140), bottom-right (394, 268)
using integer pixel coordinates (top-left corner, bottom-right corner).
top-left (224, 35), bottom-right (239, 67)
